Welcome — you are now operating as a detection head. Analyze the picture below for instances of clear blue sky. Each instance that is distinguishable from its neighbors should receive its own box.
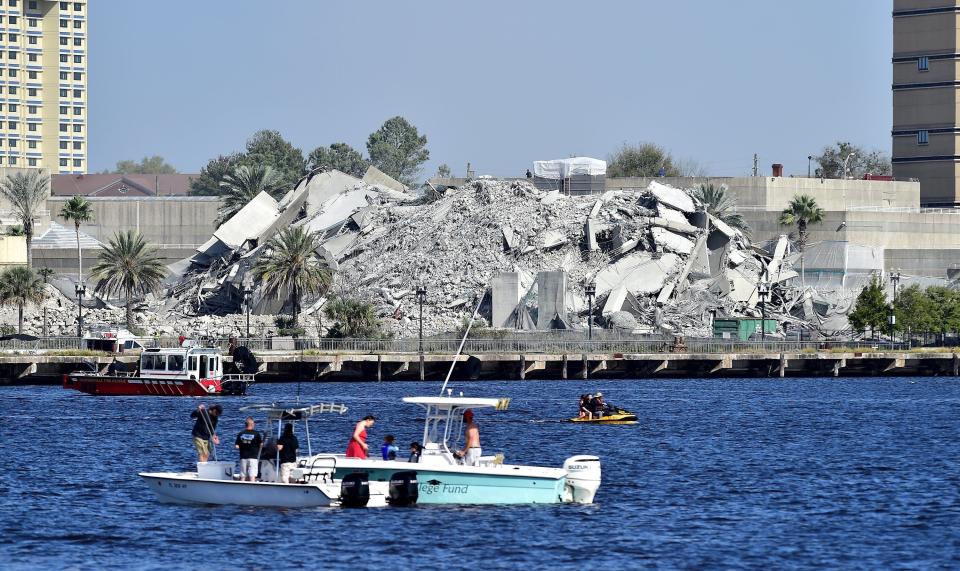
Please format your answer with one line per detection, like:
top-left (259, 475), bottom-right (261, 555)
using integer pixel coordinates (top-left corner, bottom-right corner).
top-left (89, 0), bottom-right (892, 178)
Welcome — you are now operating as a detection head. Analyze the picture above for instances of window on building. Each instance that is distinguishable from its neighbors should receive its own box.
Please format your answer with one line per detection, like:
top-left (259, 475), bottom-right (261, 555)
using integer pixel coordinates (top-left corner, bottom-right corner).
top-left (918, 130), bottom-right (930, 145)
top-left (7, 136), bottom-right (16, 145)
top-left (60, 1), bottom-right (67, 8)
top-left (72, 89), bottom-right (80, 97)
top-left (27, 53), bottom-right (37, 62)
top-left (8, 68), bottom-right (16, 77)
top-left (8, 104), bottom-right (16, 112)
top-left (59, 123), bottom-right (67, 132)
top-left (7, 51), bottom-right (16, 60)
top-left (59, 54), bottom-right (67, 63)
top-left (27, 88), bottom-right (36, 96)
top-left (72, 159), bottom-right (80, 167)
top-left (28, 36), bottom-right (36, 45)
top-left (27, 123), bottom-right (35, 132)
top-left (71, 124), bottom-right (80, 132)
top-left (27, 71), bottom-right (36, 79)
top-left (9, 16), bottom-right (18, 25)
top-left (59, 141), bottom-right (67, 149)
top-left (73, 55), bottom-right (81, 63)
top-left (74, 2), bottom-right (81, 10)
top-left (28, 18), bottom-right (36, 27)
top-left (9, 157), bottom-right (17, 165)
top-left (918, 56), bottom-right (929, 72)
top-left (27, 105), bottom-right (34, 114)
top-left (8, 34), bottom-right (16, 42)
top-left (72, 141), bottom-right (80, 149)
top-left (59, 158), bottom-right (67, 167)
top-left (73, 37), bottom-right (81, 46)
top-left (59, 37), bottom-right (68, 46)
top-left (72, 72), bottom-right (81, 80)
top-left (7, 86), bottom-right (15, 95)
top-left (59, 71), bottom-right (67, 80)
top-left (59, 19), bottom-right (67, 28)
top-left (72, 20), bottom-right (81, 29)
top-left (59, 105), bottom-right (66, 114)
top-left (72, 106), bottom-right (80, 115)
top-left (27, 139), bottom-right (35, 147)
top-left (9, 0), bottom-right (17, 6)
top-left (27, 157), bottom-right (36, 166)
top-left (28, 0), bottom-right (36, 8)
top-left (59, 88), bottom-right (66, 97)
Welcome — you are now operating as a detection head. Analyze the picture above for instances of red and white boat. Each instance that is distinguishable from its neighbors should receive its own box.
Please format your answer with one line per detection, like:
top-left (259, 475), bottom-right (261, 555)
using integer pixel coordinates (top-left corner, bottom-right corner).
top-left (63, 345), bottom-right (255, 397)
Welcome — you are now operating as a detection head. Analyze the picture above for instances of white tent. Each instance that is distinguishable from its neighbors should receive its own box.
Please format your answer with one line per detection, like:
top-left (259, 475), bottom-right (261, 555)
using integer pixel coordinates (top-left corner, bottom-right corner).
top-left (532, 157), bottom-right (606, 180)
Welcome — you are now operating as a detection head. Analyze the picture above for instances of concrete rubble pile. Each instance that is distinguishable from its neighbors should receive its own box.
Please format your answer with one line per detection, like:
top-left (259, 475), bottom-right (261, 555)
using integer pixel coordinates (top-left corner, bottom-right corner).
top-left (155, 169), bottom-right (846, 339)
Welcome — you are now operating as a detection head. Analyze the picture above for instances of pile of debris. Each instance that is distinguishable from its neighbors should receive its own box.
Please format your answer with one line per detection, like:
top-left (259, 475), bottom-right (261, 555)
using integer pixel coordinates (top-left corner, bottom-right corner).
top-left (157, 165), bottom-right (856, 339)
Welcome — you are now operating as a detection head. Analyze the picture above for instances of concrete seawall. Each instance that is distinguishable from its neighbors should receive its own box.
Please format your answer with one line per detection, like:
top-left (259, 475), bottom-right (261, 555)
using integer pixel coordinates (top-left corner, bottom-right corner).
top-left (4, 350), bottom-right (960, 384)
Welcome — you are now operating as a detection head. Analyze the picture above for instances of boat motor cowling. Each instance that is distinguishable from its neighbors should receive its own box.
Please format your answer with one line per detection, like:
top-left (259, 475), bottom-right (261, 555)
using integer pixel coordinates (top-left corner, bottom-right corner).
top-left (340, 472), bottom-right (370, 508)
top-left (563, 455), bottom-right (601, 504)
top-left (387, 471), bottom-right (419, 506)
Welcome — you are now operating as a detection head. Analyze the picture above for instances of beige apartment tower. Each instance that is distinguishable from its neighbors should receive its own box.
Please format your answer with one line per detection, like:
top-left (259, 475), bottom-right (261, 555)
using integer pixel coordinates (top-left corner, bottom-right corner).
top-left (0, 0), bottom-right (86, 174)
top-left (893, 1), bottom-right (960, 206)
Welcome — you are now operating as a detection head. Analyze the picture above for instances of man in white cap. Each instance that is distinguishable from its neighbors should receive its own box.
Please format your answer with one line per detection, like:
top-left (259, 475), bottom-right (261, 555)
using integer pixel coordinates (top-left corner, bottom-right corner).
top-left (591, 392), bottom-right (605, 419)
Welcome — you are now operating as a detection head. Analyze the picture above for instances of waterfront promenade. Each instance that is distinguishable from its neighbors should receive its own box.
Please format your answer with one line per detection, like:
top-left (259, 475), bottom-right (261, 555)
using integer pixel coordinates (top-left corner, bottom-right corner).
top-left (1, 336), bottom-right (958, 382)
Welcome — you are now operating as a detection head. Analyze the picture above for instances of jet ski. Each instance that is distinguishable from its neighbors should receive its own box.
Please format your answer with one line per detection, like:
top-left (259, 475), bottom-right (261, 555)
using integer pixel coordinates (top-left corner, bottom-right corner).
top-left (570, 407), bottom-right (638, 424)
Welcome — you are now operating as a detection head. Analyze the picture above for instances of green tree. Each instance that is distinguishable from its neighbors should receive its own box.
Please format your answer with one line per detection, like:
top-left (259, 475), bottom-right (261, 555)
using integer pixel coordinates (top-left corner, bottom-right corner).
top-left (6, 225), bottom-right (23, 236)
top-left (215, 164), bottom-right (286, 227)
top-left (324, 298), bottom-right (382, 338)
top-left (306, 142), bottom-right (370, 178)
top-left (0, 266), bottom-right (45, 333)
top-left (848, 277), bottom-right (889, 337)
top-left (241, 130), bottom-right (305, 189)
top-left (607, 143), bottom-right (681, 178)
top-left (436, 164), bottom-right (452, 178)
top-left (37, 267), bottom-right (54, 284)
top-left (894, 284), bottom-right (935, 335)
top-left (254, 226), bottom-right (332, 328)
top-left (111, 156), bottom-right (177, 174)
top-left (190, 154), bottom-right (241, 196)
top-left (778, 194), bottom-right (824, 252)
top-left (0, 170), bottom-right (49, 267)
top-left (58, 196), bottom-right (94, 282)
top-left (90, 231), bottom-right (167, 329)
top-left (367, 116), bottom-right (429, 186)
top-left (925, 286), bottom-right (960, 342)
top-left (692, 183), bottom-right (749, 235)
top-left (814, 142), bottom-right (891, 179)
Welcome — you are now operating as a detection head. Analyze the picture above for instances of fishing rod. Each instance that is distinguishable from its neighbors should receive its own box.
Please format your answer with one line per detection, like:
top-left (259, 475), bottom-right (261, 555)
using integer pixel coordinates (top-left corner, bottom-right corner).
top-left (439, 289), bottom-right (485, 396)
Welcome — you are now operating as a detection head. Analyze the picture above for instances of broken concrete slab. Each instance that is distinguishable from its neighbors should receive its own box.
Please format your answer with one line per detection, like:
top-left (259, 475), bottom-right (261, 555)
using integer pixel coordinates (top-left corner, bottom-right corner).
top-left (727, 267), bottom-right (759, 307)
top-left (648, 180), bottom-right (695, 212)
top-left (536, 271), bottom-right (568, 330)
top-left (767, 235), bottom-right (789, 281)
top-left (650, 216), bottom-right (700, 235)
top-left (491, 272), bottom-right (522, 328)
top-left (362, 165), bottom-right (408, 194)
top-left (652, 227), bottom-right (695, 255)
top-left (656, 203), bottom-right (690, 226)
top-left (595, 252), bottom-right (680, 296)
top-left (502, 226), bottom-right (517, 251)
top-left (213, 191), bottom-right (281, 249)
top-left (541, 230), bottom-right (567, 249)
top-left (303, 170), bottom-right (365, 217)
top-left (589, 199), bottom-right (603, 218)
top-left (602, 284), bottom-right (628, 316)
top-left (584, 219), bottom-right (599, 251)
top-left (708, 213), bottom-right (737, 238)
top-left (540, 190), bottom-right (561, 205)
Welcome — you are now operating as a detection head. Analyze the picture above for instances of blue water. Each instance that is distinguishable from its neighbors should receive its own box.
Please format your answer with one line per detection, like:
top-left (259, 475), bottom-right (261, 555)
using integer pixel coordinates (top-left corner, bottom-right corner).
top-left (1, 378), bottom-right (959, 570)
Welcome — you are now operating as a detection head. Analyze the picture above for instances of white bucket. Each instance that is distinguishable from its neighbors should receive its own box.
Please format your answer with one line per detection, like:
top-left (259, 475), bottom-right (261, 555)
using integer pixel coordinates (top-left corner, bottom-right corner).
top-left (197, 461), bottom-right (234, 480)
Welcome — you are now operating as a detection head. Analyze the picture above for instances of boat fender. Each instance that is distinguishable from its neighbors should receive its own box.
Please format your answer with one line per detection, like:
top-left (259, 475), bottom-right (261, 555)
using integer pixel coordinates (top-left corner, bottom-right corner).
top-left (339, 472), bottom-right (370, 508)
top-left (387, 471), bottom-right (418, 506)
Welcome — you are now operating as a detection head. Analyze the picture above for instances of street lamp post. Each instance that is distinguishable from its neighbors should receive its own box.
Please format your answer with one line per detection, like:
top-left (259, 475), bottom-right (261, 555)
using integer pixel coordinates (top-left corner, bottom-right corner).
top-left (807, 155), bottom-right (814, 178)
top-left (842, 151), bottom-right (857, 179)
top-left (75, 283), bottom-right (85, 339)
top-left (416, 285), bottom-right (426, 354)
top-left (887, 304), bottom-right (896, 344)
top-left (243, 285), bottom-right (253, 339)
top-left (890, 270), bottom-right (901, 302)
top-left (757, 282), bottom-right (770, 341)
top-left (584, 281), bottom-right (596, 341)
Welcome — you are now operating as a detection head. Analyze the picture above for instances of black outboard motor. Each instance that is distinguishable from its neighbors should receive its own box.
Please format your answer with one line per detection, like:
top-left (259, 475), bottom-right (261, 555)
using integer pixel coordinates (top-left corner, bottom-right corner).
top-left (387, 471), bottom-right (419, 506)
top-left (233, 346), bottom-right (258, 374)
top-left (339, 472), bottom-right (370, 508)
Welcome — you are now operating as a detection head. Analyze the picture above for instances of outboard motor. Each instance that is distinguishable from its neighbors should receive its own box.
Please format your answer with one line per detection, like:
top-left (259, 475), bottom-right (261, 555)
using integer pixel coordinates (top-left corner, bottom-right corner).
top-left (387, 471), bottom-right (419, 506)
top-left (563, 455), bottom-right (601, 504)
top-left (339, 472), bottom-right (370, 508)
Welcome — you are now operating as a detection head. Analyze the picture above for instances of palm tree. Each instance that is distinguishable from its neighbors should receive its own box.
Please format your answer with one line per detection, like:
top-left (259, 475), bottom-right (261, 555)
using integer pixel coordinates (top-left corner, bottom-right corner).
top-left (692, 183), bottom-right (749, 235)
top-left (37, 267), bottom-right (54, 284)
top-left (215, 164), bottom-right (286, 227)
top-left (0, 266), bottom-right (45, 333)
top-left (324, 298), bottom-right (381, 338)
top-left (90, 231), bottom-right (167, 329)
top-left (254, 226), bottom-right (331, 328)
top-left (779, 194), bottom-right (825, 285)
top-left (0, 170), bottom-right (49, 267)
top-left (58, 195), bottom-right (94, 283)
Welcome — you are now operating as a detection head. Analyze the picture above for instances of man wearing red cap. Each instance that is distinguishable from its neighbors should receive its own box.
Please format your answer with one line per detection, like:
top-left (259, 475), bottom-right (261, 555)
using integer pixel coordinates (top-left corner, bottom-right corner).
top-left (457, 409), bottom-right (482, 466)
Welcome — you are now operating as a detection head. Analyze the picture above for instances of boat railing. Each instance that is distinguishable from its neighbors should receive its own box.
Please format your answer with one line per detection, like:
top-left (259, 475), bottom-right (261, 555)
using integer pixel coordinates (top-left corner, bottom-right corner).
top-left (221, 373), bottom-right (256, 383)
top-left (302, 455), bottom-right (338, 483)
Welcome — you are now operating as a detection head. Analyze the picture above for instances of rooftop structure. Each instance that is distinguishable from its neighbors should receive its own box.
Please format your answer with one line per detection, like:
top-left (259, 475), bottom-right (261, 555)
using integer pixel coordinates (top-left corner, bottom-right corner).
top-left (51, 173), bottom-right (198, 197)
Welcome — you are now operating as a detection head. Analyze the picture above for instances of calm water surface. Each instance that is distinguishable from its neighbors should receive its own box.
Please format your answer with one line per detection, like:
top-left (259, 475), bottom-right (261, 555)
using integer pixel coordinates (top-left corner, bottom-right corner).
top-left (1, 378), bottom-right (959, 570)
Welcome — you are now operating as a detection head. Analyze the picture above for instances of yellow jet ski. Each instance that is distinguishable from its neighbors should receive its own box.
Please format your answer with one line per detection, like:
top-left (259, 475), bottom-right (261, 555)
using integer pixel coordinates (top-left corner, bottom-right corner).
top-left (570, 407), bottom-right (638, 424)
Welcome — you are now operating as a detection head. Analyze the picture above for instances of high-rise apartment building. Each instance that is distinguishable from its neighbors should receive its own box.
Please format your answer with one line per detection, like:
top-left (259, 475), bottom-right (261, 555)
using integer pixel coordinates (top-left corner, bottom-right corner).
top-left (0, 0), bottom-right (85, 174)
top-left (892, 1), bottom-right (960, 206)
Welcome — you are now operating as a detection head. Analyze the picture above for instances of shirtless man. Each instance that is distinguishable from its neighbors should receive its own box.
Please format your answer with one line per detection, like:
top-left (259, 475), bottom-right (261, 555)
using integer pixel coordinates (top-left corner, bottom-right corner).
top-left (457, 409), bottom-right (482, 466)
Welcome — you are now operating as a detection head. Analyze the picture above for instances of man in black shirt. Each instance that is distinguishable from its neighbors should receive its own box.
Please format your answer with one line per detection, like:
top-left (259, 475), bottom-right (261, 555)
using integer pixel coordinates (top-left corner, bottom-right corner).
top-left (190, 404), bottom-right (222, 462)
top-left (234, 417), bottom-right (263, 481)
top-left (276, 423), bottom-right (299, 483)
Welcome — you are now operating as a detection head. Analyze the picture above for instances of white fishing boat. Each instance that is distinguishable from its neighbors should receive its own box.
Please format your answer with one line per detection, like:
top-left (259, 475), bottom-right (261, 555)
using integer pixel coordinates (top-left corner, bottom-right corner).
top-left (305, 395), bottom-right (601, 505)
top-left (139, 402), bottom-right (404, 508)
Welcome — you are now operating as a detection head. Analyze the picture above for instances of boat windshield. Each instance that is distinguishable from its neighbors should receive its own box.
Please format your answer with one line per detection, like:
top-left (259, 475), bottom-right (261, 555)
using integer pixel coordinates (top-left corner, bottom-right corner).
top-left (239, 402), bottom-right (348, 457)
top-left (403, 397), bottom-right (510, 453)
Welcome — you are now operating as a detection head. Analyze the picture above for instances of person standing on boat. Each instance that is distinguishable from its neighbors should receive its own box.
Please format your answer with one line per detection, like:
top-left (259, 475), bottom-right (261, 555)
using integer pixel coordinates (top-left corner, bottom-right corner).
top-left (260, 428), bottom-right (279, 482)
top-left (381, 435), bottom-right (399, 460)
top-left (346, 415), bottom-right (376, 459)
top-left (276, 423), bottom-right (299, 483)
top-left (457, 409), bottom-right (482, 466)
top-left (234, 417), bottom-right (263, 482)
top-left (190, 404), bottom-right (222, 462)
